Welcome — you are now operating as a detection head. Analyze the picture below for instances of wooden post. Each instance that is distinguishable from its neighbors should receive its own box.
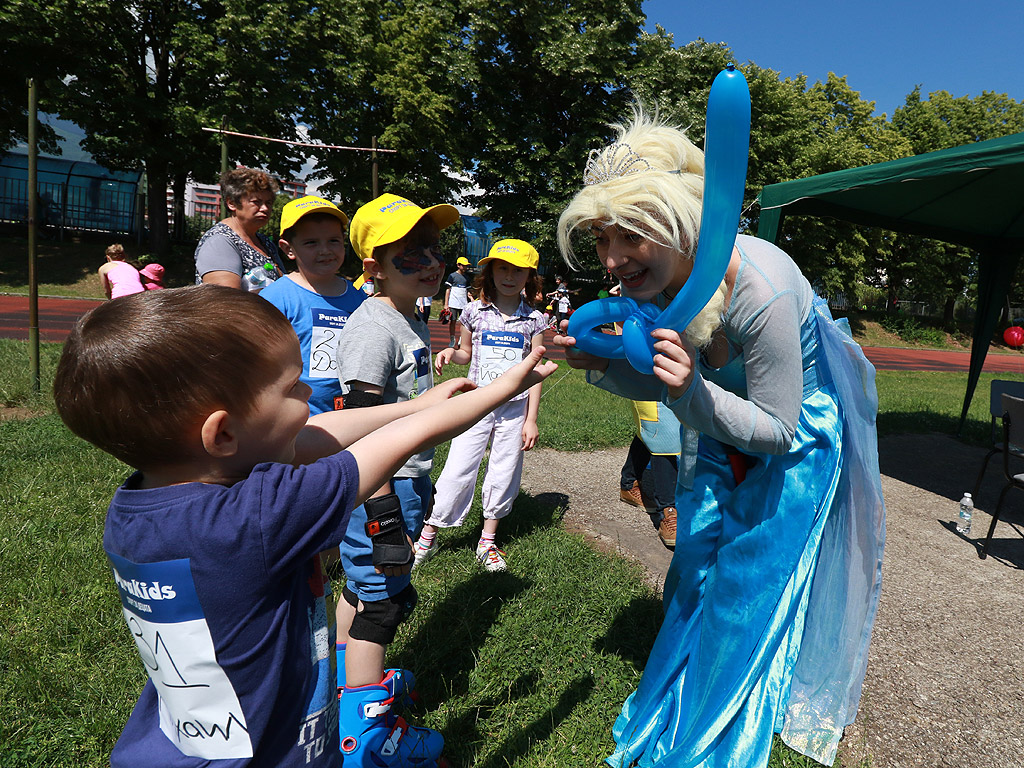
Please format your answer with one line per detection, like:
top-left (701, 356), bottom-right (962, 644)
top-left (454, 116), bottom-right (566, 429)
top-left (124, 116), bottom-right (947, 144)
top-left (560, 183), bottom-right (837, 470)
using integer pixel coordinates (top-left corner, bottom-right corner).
top-left (220, 125), bottom-right (229, 219)
top-left (27, 78), bottom-right (40, 394)
top-left (371, 136), bottom-right (379, 198)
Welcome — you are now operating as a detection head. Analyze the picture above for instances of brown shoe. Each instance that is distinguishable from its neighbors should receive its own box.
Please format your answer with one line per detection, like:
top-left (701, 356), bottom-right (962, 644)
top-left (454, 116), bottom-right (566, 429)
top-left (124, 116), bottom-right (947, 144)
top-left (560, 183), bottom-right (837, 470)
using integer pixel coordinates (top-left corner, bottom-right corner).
top-left (658, 507), bottom-right (677, 548)
top-left (619, 481), bottom-right (644, 508)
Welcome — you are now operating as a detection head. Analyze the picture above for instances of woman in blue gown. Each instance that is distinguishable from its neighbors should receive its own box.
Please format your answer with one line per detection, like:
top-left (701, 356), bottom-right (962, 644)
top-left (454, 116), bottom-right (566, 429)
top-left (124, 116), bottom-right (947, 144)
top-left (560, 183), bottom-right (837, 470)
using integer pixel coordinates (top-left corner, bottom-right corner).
top-left (553, 109), bottom-right (885, 768)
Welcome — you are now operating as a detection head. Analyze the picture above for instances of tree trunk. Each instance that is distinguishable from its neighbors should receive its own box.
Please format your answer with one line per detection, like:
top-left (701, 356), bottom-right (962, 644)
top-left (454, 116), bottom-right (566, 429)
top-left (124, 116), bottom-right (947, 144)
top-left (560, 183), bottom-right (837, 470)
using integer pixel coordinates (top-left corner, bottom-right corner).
top-left (146, 163), bottom-right (169, 258)
top-left (886, 282), bottom-right (899, 314)
top-left (171, 173), bottom-right (187, 241)
top-left (943, 296), bottom-right (955, 325)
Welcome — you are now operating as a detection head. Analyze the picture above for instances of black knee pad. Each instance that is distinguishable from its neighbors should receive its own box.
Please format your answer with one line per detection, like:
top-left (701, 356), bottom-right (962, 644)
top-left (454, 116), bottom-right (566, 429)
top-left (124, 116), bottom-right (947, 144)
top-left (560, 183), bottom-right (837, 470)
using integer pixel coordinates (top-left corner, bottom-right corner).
top-left (343, 585), bottom-right (418, 645)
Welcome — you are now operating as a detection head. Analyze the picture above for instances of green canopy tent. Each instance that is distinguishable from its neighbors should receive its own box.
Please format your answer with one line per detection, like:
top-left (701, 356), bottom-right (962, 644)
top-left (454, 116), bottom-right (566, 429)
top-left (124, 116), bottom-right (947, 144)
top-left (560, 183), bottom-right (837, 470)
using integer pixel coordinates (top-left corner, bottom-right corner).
top-left (757, 131), bottom-right (1024, 432)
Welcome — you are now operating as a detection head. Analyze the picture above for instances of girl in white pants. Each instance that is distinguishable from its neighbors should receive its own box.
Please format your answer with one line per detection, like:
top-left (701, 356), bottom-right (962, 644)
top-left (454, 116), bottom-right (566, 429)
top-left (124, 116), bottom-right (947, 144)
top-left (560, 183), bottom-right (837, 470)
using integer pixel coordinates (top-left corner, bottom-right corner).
top-left (413, 239), bottom-right (547, 571)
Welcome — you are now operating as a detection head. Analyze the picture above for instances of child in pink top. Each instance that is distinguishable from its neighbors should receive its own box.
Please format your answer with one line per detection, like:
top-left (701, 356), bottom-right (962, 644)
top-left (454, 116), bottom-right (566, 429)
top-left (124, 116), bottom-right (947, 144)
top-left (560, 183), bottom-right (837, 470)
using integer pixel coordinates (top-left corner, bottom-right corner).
top-left (98, 244), bottom-right (144, 299)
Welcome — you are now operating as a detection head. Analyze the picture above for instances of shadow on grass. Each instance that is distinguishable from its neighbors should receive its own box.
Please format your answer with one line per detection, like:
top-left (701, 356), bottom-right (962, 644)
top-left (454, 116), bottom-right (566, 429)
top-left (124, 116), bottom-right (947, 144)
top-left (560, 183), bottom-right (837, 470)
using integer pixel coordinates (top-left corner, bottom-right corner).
top-left (468, 674), bottom-right (595, 768)
top-left (876, 409), bottom-right (988, 445)
top-left (436, 488), bottom-right (570, 555)
top-left (391, 569), bottom-right (531, 704)
top-left (593, 594), bottom-right (663, 671)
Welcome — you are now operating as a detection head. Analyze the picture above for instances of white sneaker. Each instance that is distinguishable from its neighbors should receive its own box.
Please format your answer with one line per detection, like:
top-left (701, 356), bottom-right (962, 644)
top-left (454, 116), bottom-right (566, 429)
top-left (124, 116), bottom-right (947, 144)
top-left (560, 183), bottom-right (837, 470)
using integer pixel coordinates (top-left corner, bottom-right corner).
top-left (412, 538), bottom-right (439, 569)
top-left (475, 542), bottom-right (507, 572)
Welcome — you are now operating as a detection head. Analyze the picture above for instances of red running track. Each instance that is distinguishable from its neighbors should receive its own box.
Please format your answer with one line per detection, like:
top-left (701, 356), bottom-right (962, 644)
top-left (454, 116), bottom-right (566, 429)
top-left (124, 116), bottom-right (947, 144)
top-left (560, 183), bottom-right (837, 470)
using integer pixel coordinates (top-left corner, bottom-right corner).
top-left (6, 293), bottom-right (1024, 373)
top-left (0, 294), bottom-right (571, 359)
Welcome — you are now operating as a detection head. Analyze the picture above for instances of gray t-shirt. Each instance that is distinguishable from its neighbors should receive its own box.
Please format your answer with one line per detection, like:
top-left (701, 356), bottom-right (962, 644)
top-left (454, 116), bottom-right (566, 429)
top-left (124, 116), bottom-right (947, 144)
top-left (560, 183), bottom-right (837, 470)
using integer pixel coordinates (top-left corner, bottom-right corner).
top-left (336, 298), bottom-right (434, 477)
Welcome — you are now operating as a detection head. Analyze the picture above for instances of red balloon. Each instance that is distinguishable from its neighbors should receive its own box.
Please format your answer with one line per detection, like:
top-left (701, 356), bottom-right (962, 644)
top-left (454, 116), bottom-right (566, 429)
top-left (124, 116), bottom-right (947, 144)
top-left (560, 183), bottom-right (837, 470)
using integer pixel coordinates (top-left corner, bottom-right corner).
top-left (1003, 326), bottom-right (1024, 347)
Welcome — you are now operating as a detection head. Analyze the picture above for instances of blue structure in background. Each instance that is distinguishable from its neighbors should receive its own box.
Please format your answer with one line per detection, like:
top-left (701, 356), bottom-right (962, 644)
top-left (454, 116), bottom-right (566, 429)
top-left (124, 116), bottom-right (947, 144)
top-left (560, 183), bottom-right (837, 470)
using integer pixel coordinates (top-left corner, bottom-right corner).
top-left (0, 153), bottom-right (143, 236)
top-left (461, 215), bottom-right (502, 265)
top-left (1, 116), bottom-right (143, 237)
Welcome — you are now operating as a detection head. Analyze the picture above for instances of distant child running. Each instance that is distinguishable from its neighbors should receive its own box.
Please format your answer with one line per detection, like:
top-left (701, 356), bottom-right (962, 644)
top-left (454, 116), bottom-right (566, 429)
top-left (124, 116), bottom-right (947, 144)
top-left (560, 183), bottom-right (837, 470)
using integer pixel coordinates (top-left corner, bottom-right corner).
top-left (413, 239), bottom-right (547, 572)
top-left (333, 193), bottom-right (458, 764)
top-left (443, 255), bottom-right (472, 347)
top-left (52, 285), bottom-right (555, 768)
top-left (260, 195), bottom-right (365, 415)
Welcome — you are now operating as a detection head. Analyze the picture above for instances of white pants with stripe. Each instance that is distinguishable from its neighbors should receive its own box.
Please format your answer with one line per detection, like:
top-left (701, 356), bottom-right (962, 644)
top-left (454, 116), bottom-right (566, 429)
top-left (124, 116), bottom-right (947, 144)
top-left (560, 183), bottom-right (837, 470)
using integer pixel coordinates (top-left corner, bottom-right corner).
top-left (427, 398), bottom-right (527, 527)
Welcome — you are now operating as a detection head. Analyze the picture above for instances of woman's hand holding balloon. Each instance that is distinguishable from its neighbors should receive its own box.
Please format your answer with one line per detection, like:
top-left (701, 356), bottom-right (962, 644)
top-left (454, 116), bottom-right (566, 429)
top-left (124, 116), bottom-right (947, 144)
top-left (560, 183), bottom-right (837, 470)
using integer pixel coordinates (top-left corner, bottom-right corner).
top-left (650, 327), bottom-right (697, 400)
top-left (552, 321), bottom-right (610, 372)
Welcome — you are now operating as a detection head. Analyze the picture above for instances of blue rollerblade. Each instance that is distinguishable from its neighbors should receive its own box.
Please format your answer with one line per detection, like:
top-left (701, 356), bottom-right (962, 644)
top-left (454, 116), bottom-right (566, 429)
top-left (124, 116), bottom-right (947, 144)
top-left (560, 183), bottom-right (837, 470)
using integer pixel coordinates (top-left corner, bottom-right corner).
top-left (338, 671), bottom-right (445, 767)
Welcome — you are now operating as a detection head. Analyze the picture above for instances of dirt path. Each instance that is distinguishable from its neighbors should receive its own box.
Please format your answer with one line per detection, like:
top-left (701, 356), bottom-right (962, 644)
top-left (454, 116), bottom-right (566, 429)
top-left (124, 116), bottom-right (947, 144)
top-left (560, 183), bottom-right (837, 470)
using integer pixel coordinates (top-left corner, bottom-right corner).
top-left (519, 434), bottom-right (1024, 768)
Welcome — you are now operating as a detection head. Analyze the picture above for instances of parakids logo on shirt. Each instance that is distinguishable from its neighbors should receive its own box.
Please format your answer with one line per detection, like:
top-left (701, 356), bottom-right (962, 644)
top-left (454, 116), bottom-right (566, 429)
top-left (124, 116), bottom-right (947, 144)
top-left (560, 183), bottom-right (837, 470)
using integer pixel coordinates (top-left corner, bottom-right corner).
top-left (483, 331), bottom-right (524, 348)
top-left (379, 198), bottom-right (414, 213)
top-left (108, 552), bottom-right (205, 624)
top-left (112, 568), bottom-right (177, 601)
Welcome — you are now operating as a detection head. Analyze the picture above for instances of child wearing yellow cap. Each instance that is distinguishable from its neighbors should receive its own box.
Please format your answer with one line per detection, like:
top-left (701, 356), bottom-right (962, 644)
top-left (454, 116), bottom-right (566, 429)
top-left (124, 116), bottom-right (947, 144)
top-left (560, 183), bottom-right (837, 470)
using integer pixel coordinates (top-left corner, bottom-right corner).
top-left (332, 193), bottom-right (460, 767)
top-left (442, 255), bottom-right (473, 347)
top-left (260, 195), bottom-right (365, 415)
top-left (414, 239), bottom-right (548, 573)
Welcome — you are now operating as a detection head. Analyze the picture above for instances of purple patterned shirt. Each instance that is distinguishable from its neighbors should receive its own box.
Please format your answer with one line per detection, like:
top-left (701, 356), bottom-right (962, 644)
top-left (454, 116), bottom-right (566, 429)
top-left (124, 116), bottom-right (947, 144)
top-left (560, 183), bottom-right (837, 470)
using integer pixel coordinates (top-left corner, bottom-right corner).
top-left (460, 299), bottom-right (547, 400)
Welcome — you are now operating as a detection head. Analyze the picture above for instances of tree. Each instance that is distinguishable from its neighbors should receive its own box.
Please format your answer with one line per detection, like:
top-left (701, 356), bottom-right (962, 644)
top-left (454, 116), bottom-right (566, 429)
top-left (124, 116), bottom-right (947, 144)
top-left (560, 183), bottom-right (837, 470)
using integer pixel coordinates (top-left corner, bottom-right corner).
top-left (878, 88), bottom-right (1024, 317)
top-left (0, 1), bottom-right (62, 154)
top-left (302, 0), bottom-right (472, 214)
top-left (5, 0), bottom-right (334, 256)
top-left (456, 0), bottom-right (646, 267)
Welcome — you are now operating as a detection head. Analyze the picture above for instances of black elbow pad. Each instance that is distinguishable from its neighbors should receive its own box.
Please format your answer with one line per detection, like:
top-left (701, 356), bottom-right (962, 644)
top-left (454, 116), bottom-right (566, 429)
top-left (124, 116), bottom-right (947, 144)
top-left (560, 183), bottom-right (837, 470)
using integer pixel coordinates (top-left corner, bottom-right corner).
top-left (364, 494), bottom-right (413, 569)
top-left (343, 390), bottom-right (384, 409)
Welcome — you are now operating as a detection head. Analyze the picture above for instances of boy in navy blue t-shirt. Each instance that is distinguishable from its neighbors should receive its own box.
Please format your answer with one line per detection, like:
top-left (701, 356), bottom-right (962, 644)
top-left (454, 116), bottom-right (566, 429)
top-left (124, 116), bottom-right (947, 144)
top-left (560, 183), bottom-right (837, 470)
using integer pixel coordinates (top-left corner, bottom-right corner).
top-left (53, 286), bottom-right (555, 768)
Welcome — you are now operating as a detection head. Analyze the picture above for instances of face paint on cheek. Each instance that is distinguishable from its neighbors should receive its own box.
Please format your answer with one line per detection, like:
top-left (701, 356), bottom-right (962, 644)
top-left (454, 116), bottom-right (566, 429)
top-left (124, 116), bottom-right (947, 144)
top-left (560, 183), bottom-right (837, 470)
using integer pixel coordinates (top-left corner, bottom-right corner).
top-left (392, 246), bottom-right (444, 275)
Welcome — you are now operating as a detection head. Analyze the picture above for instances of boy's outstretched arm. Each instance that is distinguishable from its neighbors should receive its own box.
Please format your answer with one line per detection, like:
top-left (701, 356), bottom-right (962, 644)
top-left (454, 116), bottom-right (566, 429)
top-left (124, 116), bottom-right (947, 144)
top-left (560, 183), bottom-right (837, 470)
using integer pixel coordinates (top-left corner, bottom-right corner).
top-left (292, 377), bottom-right (477, 465)
top-left (347, 347), bottom-right (558, 504)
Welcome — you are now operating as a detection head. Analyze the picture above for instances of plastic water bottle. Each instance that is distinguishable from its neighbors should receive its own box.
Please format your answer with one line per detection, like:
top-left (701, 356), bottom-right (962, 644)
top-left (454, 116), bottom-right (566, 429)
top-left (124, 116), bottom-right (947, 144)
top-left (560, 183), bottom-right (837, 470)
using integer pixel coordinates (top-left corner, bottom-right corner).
top-left (956, 492), bottom-right (973, 535)
top-left (243, 262), bottom-right (276, 291)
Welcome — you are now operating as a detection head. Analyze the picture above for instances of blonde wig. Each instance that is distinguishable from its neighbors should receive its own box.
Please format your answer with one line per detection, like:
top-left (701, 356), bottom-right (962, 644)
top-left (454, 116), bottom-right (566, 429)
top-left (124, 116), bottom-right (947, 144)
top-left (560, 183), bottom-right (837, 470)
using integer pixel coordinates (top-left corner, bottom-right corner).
top-left (557, 106), bottom-right (727, 347)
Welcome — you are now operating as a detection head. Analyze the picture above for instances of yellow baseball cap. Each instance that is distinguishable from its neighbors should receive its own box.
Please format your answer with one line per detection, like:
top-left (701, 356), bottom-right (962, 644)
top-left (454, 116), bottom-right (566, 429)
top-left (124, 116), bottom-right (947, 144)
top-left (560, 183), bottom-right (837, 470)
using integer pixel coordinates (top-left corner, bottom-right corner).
top-left (279, 195), bottom-right (349, 237)
top-left (349, 194), bottom-right (460, 261)
top-left (478, 239), bottom-right (539, 270)
top-left (456, 256), bottom-right (470, 266)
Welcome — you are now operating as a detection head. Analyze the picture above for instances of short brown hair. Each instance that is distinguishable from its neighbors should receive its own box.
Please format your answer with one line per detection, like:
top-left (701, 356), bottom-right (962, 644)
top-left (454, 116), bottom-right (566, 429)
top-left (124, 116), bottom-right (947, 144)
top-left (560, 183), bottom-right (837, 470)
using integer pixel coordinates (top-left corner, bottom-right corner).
top-left (220, 168), bottom-right (279, 208)
top-left (54, 285), bottom-right (297, 470)
top-left (105, 243), bottom-right (125, 260)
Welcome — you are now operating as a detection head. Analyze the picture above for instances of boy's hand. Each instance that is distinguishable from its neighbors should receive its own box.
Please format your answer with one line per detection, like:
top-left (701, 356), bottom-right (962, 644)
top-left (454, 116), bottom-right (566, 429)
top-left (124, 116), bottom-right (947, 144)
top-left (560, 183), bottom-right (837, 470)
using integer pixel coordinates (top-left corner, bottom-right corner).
top-left (651, 327), bottom-right (697, 399)
top-left (420, 377), bottom-right (476, 407)
top-left (502, 346), bottom-right (558, 397)
top-left (521, 419), bottom-right (539, 451)
top-left (434, 347), bottom-right (456, 376)
top-left (552, 320), bottom-right (609, 372)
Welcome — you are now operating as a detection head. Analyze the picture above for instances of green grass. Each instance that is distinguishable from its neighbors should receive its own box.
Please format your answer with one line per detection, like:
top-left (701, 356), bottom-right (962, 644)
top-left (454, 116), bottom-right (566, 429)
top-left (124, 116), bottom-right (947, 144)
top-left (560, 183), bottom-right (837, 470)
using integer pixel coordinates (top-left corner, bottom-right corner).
top-left (0, 234), bottom-right (201, 298)
top-left (4, 339), bottom-right (1007, 767)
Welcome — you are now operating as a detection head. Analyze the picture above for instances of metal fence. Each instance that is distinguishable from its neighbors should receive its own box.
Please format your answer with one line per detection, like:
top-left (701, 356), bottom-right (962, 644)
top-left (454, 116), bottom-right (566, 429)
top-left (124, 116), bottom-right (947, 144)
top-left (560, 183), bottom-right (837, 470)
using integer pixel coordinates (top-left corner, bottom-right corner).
top-left (0, 153), bottom-right (143, 238)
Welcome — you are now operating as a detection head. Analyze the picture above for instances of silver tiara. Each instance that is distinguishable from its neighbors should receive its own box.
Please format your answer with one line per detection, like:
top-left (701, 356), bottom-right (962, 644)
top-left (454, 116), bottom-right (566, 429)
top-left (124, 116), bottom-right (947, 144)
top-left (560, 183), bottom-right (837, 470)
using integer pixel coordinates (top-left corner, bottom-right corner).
top-left (583, 142), bottom-right (652, 186)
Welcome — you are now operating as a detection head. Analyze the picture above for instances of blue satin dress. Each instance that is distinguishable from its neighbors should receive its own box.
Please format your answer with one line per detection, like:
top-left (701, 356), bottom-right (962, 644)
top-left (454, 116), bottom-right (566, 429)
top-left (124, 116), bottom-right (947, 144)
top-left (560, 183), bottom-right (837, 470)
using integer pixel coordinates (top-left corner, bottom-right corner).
top-left (606, 299), bottom-right (885, 768)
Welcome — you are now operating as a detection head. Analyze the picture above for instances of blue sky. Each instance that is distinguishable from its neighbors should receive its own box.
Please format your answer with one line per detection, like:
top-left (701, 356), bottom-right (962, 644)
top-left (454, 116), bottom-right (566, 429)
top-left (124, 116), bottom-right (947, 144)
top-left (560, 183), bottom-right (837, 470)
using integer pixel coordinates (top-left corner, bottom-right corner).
top-left (642, 0), bottom-right (1024, 118)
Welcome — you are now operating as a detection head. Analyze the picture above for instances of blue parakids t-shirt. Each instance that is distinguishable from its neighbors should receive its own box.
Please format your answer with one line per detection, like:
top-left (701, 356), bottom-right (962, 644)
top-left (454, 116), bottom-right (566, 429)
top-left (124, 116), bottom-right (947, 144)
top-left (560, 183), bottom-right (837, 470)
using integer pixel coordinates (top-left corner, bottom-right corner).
top-left (259, 277), bottom-right (366, 414)
top-left (103, 452), bottom-right (358, 768)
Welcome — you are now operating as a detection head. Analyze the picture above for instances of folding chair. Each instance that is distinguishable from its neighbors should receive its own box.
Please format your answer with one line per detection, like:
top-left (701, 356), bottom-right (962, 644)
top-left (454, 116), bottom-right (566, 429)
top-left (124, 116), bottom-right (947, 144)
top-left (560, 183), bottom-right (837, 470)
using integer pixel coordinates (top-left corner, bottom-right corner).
top-left (980, 393), bottom-right (1024, 559)
top-left (972, 379), bottom-right (1024, 499)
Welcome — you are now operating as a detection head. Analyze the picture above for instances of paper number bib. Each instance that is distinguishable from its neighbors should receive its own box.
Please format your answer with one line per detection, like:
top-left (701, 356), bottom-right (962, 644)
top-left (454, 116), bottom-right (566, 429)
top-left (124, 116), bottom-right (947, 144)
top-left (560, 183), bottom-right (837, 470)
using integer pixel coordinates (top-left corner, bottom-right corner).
top-left (478, 330), bottom-right (527, 384)
top-left (309, 309), bottom-right (352, 379)
top-left (107, 552), bottom-right (253, 759)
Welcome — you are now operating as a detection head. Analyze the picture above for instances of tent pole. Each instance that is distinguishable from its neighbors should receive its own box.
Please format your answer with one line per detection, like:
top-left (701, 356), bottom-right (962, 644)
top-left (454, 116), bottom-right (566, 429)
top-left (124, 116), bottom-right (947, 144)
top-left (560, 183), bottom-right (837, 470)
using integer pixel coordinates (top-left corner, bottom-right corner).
top-left (958, 250), bottom-right (1022, 434)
